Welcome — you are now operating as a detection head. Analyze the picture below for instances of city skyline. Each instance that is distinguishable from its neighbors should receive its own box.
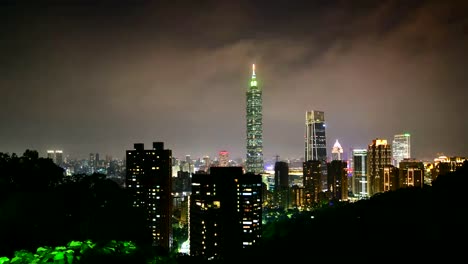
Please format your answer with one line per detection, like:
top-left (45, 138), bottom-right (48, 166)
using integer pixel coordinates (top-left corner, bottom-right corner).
top-left (1, 1), bottom-right (467, 161)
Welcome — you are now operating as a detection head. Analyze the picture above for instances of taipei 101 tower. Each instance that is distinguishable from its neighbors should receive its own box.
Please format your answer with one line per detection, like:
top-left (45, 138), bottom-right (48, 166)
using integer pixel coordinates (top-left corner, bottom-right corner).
top-left (245, 64), bottom-right (264, 174)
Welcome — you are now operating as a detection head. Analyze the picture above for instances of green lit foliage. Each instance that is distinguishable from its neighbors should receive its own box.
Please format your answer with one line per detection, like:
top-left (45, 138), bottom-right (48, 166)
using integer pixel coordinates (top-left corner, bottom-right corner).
top-left (0, 240), bottom-right (140, 264)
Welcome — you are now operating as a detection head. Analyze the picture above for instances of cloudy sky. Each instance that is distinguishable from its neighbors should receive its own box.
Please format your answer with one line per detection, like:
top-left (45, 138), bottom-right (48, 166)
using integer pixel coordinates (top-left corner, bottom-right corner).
top-left (1, 0), bottom-right (467, 161)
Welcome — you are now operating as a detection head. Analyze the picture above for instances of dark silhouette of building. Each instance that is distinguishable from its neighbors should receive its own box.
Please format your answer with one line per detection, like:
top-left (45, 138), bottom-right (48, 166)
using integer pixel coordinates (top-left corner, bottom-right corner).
top-left (189, 167), bottom-right (262, 261)
top-left (303, 160), bottom-right (322, 207)
top-left (173, 171), bottom-right (191, 193)
top-left (327, 160), bottom-right (348, 201)
top-left (125, 142), bottom-right (172, 252)
top-left (274, 161), bottom-right (289, 209)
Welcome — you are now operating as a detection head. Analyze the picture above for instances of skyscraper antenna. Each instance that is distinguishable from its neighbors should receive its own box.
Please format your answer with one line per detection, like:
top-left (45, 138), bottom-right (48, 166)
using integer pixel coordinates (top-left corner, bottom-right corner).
top-left (252, 64), bottom-right (256, 76)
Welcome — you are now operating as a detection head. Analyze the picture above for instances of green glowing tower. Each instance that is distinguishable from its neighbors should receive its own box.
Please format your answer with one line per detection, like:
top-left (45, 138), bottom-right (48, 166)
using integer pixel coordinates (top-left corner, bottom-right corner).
top-left (246, 64), bottom-right (264, 174)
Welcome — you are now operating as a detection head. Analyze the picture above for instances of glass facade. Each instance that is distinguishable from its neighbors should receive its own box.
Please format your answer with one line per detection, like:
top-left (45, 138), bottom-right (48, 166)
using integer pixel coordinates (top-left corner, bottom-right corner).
top-left (305, 110), bottom-right (327, 163)
top-left (392, 133), bottom-right (411, 168)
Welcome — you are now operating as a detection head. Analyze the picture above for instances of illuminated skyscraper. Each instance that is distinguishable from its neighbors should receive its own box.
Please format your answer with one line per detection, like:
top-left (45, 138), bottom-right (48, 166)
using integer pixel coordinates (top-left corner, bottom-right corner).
top-left (305, 110), bottom-right (327, 189)
top-left (367, 139), bottom-right (392, 196)
top-left (305, 110), bottom-right (327, 162)
top-left (331, 139), bottom-right (343, 161)
top-left (392, 133), bottom-right (411, 167)
top-left (126, 142), bottom-right (172, 252)
top-left (246, 64), bottom-right (263, 174)
top-left (351, 149), bottom-right (368, 198)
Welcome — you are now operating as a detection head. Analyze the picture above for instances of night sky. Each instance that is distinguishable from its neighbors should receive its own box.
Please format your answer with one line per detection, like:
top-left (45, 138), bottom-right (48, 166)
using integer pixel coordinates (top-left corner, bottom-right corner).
top-left (1, 0), bottom-right (467, 161)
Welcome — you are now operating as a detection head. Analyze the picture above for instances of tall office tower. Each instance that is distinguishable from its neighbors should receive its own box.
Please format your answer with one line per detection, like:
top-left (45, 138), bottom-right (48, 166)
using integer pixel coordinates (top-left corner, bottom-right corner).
top-left (351, 149), bottom-right (368, 198)
top-left (331, 139), bottom-right (343, 161)
top-left (399, 159), bottom-right (424, 188)
top-left (126, 142), bottom-right (172, 252)
top-left (367, 139), bottom-right (392, 196)
top-left (327, 160), bottom-right (348, 201)
top-left (218, 151), bottom-right (229, 167)
top-left (305, 110), bottom-right (327, 189)
top-left (303, 160), bottom-right (322, 207)
top-left (304, 110), bottom-right (327, 162)
top-left (392, 133), bottom-right (411, 167)
top-left (190, 167), bottom-right (262, 261)
top-left (246, 64), bottom-right (264, 174)
top-left (274, 161), bottom-right (289, 209)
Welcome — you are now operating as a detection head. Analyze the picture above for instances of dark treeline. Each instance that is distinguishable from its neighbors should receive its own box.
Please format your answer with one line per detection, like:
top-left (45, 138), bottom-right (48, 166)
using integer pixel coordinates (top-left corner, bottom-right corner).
top-left (244, 160), bottom-right (468, 263)
top-left (0, 150), bottom-right (152, 259)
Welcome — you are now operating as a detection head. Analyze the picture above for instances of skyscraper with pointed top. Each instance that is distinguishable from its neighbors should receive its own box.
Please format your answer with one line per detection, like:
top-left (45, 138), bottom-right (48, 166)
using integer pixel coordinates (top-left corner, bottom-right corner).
top-left (246, 64), bottom-right (264, 174)
top-left (331, 139), bottom-right (343, 161)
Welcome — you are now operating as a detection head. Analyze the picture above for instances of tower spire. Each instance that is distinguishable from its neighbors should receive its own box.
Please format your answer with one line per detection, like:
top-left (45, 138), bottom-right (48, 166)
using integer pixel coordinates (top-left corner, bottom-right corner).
top-left (250, 64), bottom-right (257, 87)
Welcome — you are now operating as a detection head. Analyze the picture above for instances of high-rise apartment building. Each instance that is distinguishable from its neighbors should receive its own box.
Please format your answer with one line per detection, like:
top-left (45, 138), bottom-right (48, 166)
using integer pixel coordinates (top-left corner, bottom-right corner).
top-left (367, 139), bottom-right (392, 196)
top-left (189, 167), bottom-right (262, 260)
top-left (125, 142), bottom-right (172, 252)
top-left (351, 149), bottom-right (368, 198)
top-left (392, 133), bottom-right (411, 167)
top-left (246, 64), bottom-right (264, 174)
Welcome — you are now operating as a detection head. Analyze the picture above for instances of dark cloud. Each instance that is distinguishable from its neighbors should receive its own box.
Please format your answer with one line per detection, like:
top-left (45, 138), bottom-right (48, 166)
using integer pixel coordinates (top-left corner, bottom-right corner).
top-left (0, 0), bottom-right (467, 161)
